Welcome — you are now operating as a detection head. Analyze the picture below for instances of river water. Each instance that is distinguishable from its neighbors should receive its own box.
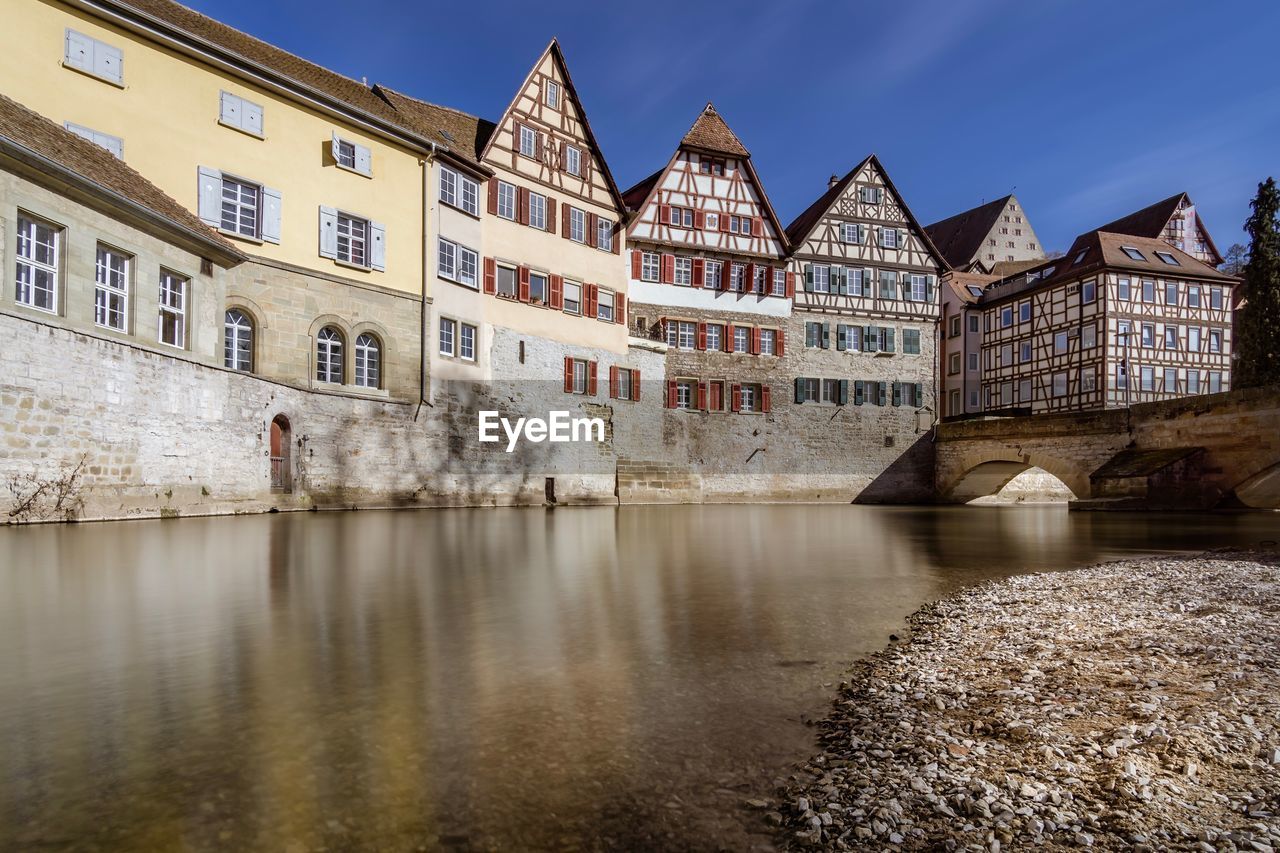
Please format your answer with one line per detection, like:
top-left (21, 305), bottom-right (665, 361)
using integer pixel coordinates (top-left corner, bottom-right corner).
top-left (1, 505), bottom-right (1275, 851)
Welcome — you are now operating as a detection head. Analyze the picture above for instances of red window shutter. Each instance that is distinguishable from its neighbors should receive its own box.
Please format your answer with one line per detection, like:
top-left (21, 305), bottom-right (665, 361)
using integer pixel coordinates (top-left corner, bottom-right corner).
top-left (587, 213), bottom-right (598, 248)
top-left (630, 250), bottom-right (643, 279)
top-left (561, 202), bottom-right (571, 239)
top-left (752, 217), bottom-right (764, 238)
top-left (631, 369), bottom-right (641, 400)
top-left (762, 385), bottom-right (772, 413)
top-left (776, 329), bottom-right (786, 357)
top-left (611, 224), bottom-right (620, 255)
top-left (785, 271), bottom-right (796, 298)
top-left (588, 360), bottom-right (597, 395)
top-left (487, 178), bottom-right (498, 215)
top-left (751, 327), bottom-right (761, 355)
top-left (720, 265), bottom-right (732, 291)
top-left (615, 293), bottom-right (626, 325)
top-left (746, 264), bottom-right (757, 293)
top-left (692, 259), bottom-right (705, 288)
top-left (694, 210), bottom-right (705, 229)
top-left (585, 283), bottom-right (598, 317)
top-left (659, 204), bottom-right (672, 225)
top-left (696, 322), bottom-right (707, 350)
top-left (535, 131), bottom-right (544, 161)
top-left (546, 197), bottom-right (557, 233)
top-left (609, 365), bottom-right (619, 399)
top-left (517, 187), bottom-right (530, 225)
top-left (661, 254), bottom-right (675, 284)
top-left (730, 384), bottom-right (742, 412)
top-left (518, 266), bottom-right (531, 302)
top-left (563, 356), bottom-right (574, 393)
top-left (666, 379), bottom-right (678, 409)
top-left (483, 258), bottom-right (496, 294)
top-left (549, 274), bottom-right (563, 309)
top-left (724, 323), bottom-right (735, 352)
top-left (512, 120), bottom-right (522, 153)
top-left (719, 214), bottom-right (730, 233)
top-left (697, 381), bottom-right (707, 411)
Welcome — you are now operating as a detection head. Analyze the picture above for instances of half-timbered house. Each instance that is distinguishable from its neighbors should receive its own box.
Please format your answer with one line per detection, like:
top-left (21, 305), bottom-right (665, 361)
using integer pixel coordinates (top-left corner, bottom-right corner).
top-left (783, 155), bottom-right (946, 429)
top-left (979, 231), bottom-right (1237, 414)
top-left (1092, 192), bottom-right (1223, 268)
top-left (622, 102), bottom-right (790, 417)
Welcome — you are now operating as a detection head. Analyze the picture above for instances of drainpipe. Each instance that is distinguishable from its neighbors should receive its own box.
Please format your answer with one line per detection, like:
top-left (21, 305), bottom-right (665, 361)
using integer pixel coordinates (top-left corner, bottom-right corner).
top-left (415, 143), bottom-right (438, 421)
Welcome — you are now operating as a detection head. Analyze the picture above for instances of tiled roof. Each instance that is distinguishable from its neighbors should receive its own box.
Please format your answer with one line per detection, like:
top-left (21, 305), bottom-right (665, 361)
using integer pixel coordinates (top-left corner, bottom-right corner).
top-left (621, 168), bottom-right (663, 213)
top-left (1091, 192), bottom-right (1223, 266)
top-left (680, 102), bottom-right (749, 157)
top-left (945, 271), bottom-right (999, 304)
top-left (0, 93), bottom-right (239, 260)
top-left (924, 195), bottom-right (1012, 269)
top-left (374, 86), bottom-right (494, 169)
top-left (114, 0), bottom-right (428, 143)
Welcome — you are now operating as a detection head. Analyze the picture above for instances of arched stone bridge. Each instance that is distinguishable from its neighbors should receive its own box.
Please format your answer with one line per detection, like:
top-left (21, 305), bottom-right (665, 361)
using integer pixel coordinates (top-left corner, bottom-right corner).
top-left (935, 385), bottom-right (1280, 509)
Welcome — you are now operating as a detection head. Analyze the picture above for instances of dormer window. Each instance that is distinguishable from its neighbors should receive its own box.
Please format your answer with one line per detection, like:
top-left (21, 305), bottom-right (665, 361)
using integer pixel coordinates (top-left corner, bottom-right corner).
top-left (1072, 249), bottom-right (1089, 266)
top-left (1154, 250), bottom-right (1180, 266)
top-left (1121, 246), bottom-right (1146, 261)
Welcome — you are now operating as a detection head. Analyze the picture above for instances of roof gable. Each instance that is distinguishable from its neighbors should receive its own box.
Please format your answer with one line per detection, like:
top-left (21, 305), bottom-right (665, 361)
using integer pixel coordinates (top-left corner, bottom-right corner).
top-left (680, 102), bottom-right (749, 157)
top-left (924, 195), bottom-right (1013, 269)
top-left (1091, 192), bottom-right (1223, 266)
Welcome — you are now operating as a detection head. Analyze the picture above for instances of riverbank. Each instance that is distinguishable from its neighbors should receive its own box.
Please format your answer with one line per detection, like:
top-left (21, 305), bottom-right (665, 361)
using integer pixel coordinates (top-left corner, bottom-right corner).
top-left (773, 550), bottom-right (1280, 850)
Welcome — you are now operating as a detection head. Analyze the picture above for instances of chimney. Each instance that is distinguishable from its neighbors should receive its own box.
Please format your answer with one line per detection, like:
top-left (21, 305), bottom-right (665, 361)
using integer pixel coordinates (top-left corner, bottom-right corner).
top-left (828, 174), bottom-right (839, 190)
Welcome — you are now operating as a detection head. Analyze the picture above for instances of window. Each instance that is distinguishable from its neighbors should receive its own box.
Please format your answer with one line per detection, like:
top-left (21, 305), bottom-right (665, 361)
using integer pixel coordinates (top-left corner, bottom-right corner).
top-left (564, 145), bottom-right (581, 176)
top-left (1187, 371), bottom-right (1200, 394)
top-left (1140, 366), bottom-right (1155, 392)
top-left (907, 274), bottom-right (927, 302)
top-left (496, 265), bottom-right (517, 298)
top-left (628, 252), bottom-right (654, 286)
top-left (729, 264), bottom-right (746, 292)
top-left (1019, 379), bottom-right (1033, 403)
top-left (1165, 282), bottom-right (1178, 305)
top-left (1053, 372), bottom-right (1068, 397)
top-left (699, 157), bottom-right (725, 175)
top-left (705, 324), bottom-right (722, 352)
top-left (1209, 330), bottom-right (1222, 353)
top-left (1118, 277), bottom-right (1130, 300)
top-left (674, 257), bottom-right (692, 286)
top-left (158, 270), bottom-right (186, 348)
top-left (969, 315), bottom-right (979, 333)
top-left (760, 329), bottom-right (777, 355)
top-left (355, 334), bottom-right (380, 388)
top-left (1121, 246), bottom-right (1146, 261)
top-left (220, 176), bottom-right (260, 238)
top-left (859, 186), bottom-right (882, 204)
top-left (1001, 306), bottom-right (1013, 328)
top-left (754, 266), bottom-right (768, 294)
top-left (1210, 287), bottom-right (1223, 310)
top-left (316, 327), bottom-right (344, 384)
top-left (440, 166), bottom-right (479, 216)
top-left (1001, 344), bottom-right (1013, 365)
top-left (1082, 368), bottom-right (1097, 393)
top-left (519, 125), bottom-right (538, 158)
top-left (94, 245), bottom-right (130, 331)
top-left (529, 271), bottom-right (547, 304)
top-left (675, 379), bottom-right (695, 410)
top-left (569, 208), bottom-right (586, 243)
top-left (597, 289), bottom-right (615, 322)
top-left (902, 328), bottom-right (921, 354)
top-left (667, 320), bottom-right (695, 350)
top-left (1142, 279), bottom-right (1155, 303)
top-left (1019, 301), bottom-right (1031, 323)
top-left (1188, 285), bottom-right (1201, 308)
top-left (1054, 331), bottom-right (1068, 354)
top-left (968, 353), bottom-right (978, 371)
top-left (439, 317), bottom-right (456, 356)
top-left (335, 138), bottom-right (357, 170)
top-left (1189, 327), bottom-right (1202, 351)
top-left (949, 352), bottom-right (961, 375)
top-left (571, 359), bottom-right (590, 395)
top-left (224, 309), bottom-right (253, 371)
top-left (64, 122), bottom-right (123, 159)
top-left (545, 80), bottom-right (561, 109)
top-left (1155, 251), bottom-right (1179, 266)
top-left (597, 218), bottom-right (614, 251)
top-left (437, 238), bottom-right (478, 288)
top-left (950, 316), bottom-right (961, 337)
top-left (1141, 324), bottom-right (1155, 347)
top-left (529, 193), bottom-right (547, 230)
top-left (64, 29), bottom-right (124, 85)
top-left (1164, 326), bottom-right (1179, 349)
top-left (879, 270), bottom-right (897, 299)
top-left (1073, 249), bottom-right (1089, 265)
top-left (1163, 368), bottom-right (1178, 393)
top-left (616, 367), bottom-right (634, 401)
top-left (1082, 280), bottom-right (1096, 303)
top-left (811, 265), bottom-right (830, 293)
top-left (705, 261), bottom-right (722, 290)
top-left (733, 326), bottom-right (750, 353)
top-left (336, 213), bottom-right (370, 267)
top-left (739, 384), bottom-right (760, 413)
top-left (772, 269), bottom-right (787, 297)
top-left (1208, 372), bottom-right (1223, 394)
top-left (219, 91), bottom-right (264, 137)
top-left (14, 214), bottom-right (59, 313)
top-left (1082, 325), bottom-right (1096, 349)
top-left (497, 182), bottom-right (517, 220)
top-left (1020, 341), bottom-right (1032, 362)
top-left (460, 323), bottom-right (476, 361)
top-left (880, 228), bottom-right (899, 249)
top-left (563, 281), bottom-right (582, 315)
top-left (1116, 363), bottom-right (1128, 391)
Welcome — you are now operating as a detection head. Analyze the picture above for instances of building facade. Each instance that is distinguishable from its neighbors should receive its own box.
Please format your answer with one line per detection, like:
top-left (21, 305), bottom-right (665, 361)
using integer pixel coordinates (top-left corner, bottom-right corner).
top-left (938, 271), bottom-right (997, 418)
top-left (925, 194), bottom-right (1045, 273)
top-left (1092, 192), bottom-right (1223, 268)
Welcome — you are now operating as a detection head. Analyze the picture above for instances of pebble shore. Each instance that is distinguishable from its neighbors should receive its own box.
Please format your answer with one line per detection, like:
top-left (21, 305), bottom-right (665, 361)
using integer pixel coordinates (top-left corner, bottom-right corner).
top-left (771, 550), bottom-right (1280, 850)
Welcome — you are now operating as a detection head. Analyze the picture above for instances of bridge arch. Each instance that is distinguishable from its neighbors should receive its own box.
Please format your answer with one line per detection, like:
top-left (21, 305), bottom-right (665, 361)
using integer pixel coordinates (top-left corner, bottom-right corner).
top-left (940, 449), bottom-right (1090, 504)
top-left (1228, 458), bottom-right (1280, 509)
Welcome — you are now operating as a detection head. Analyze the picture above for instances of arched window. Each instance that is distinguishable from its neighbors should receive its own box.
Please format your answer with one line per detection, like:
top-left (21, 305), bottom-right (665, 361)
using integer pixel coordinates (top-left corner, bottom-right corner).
top-left (316, 326), bottom-right (344, 384)
top-left (355, 333), bottom-right (381, 388)
top-left (224, 308), bottom-right (253, 371)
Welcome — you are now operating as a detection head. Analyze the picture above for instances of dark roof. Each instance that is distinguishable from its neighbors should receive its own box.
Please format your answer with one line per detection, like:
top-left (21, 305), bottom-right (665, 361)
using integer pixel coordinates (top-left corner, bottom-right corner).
top-left (944, 271), bottom-right (1000, 305)
top-left (680, 102), bottom-right (749, 157)
top-left (113, 0), bottom-right (428, 144)
top-left (374, 86), bottom-right (494, 170)
top-left (988, 258), bottom-right (1045, 278)
top-left (785, 154), bottom-right (951, 271)
top-left (924, 195), bottom-right (1012, 269)
top-left (621, 168), bottom-right (663, 212)
top-left (980, 231), bottom-right (1237, 307)
top-left (1091, 192), bottom-right (1223, 266)
top-left (0, 93), bottom-right (240, 262)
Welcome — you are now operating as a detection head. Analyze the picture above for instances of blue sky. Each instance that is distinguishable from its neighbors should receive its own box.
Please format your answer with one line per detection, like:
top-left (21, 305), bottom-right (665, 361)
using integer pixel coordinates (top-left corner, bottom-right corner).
top-left (189, 0), bottom-right (1280, 252)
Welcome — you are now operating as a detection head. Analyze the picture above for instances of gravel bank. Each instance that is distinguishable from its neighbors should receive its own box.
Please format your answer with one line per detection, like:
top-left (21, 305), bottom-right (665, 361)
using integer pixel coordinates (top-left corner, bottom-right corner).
top-left (773, 550), bottom-right (1280, 850)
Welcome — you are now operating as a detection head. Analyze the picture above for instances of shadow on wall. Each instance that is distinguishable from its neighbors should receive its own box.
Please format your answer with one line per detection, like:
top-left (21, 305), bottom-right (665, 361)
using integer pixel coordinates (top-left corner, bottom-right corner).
top-left (855, 432), bottom-right (936, 504)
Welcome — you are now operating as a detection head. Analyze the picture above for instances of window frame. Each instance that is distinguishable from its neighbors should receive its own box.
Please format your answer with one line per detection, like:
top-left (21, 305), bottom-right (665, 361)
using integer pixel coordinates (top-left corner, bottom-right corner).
top-left (157, 269), bottom-right (187, 349)
top-left (336, 212), bottom-right (371, 268)
top-left (315, 326), bottom-right (345, 384)
top-left (93, 243), bottom-right (131, 332)
top-left (14, 213), bottom-right (61, 314)
top-left (496, 181), bottom-right (517, 221)
top-left (224, 308), bottom-right (254, 371)
top-left (354, 333), bottom-right (381, 389)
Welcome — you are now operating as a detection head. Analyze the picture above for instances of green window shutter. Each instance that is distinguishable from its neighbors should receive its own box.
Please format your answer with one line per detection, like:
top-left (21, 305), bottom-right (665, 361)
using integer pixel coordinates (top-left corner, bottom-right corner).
top-left (863, 268), bottom-right (874, 296)
top-left (879, 382), bottom-right (888, 406)
top-left (794, 376), bottom-right (805, 404)
top-left (892, 382), bottom-right (902, 407)
top-left (805, 322), bottom-right (817, 348)
top-left (854, 380), bottom-right (864, 406)
top-left (836, 323), bottom-right (848, 351)
top-left (925, 275), bottom-right (935, 303)
top-left (838, 379), bottom-right (849, 406)
top-left (884, 328), bottom-right (896, 353)
top-left (821, 323), bottom-right (830, 349)
top-left (804, 264), bottom-right (814, 292)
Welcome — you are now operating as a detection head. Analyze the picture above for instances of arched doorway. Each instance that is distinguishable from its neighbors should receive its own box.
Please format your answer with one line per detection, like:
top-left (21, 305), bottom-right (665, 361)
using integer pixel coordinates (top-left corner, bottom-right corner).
top-left (270, 415), bottom-right (292, 493)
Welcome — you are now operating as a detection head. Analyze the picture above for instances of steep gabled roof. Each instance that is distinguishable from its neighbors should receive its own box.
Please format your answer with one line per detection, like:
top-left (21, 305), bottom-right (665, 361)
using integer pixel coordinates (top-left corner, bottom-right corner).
top-left (0, 93), bottom-right (241, 264)
top-left (476, 39), bottom-right (627, 214)
top-left (924, 195), bottom-right (1013, 269)
top-left (785, 154), bottom-right (950, 270)
top-left (374, 86), bottom-right (494, 171)
top-left (621, 168), bottom-right (663, 213)
top-left (680, 102), bottom-right (749, 157)
top-left (1092, 192), bottom-right (1223, 266)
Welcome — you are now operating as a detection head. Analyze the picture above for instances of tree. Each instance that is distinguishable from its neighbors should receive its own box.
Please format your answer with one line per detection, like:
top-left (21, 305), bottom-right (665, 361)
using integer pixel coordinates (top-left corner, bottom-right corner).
top-left (1222, 242), bottom-right (1247, 276)
top-left (1235, 178), bottom-right (1280, 388)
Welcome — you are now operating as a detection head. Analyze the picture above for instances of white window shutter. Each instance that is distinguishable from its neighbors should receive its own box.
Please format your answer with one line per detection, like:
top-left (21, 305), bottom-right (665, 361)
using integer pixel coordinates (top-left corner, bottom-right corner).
top-left (261, 187), bottom-right (283, 243)
top-left (64, 29), bottom-right (92, 71)
top-left (355, 144), bottom-right (372, 176)
top-left (94, 42), bottom-right (123, 84)
top-left (243, 101), bottom-right (264, 136)
top-left (318, 206), bottom-right (338, 258)
top-left (370, 221), bottom-right (386, 272)
top-left (197, 166), bottom-right (223, 226)
top-left (64, 122), bottom-right (94, 143)
top-left (220, 92), bottom-right (241, 127)
top-left (331, 132), bottom-right (341, 163)
top-left (99, 132), bottom-right (124, 159)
